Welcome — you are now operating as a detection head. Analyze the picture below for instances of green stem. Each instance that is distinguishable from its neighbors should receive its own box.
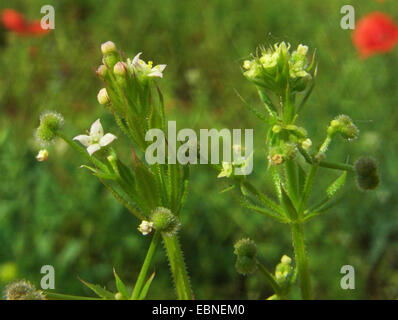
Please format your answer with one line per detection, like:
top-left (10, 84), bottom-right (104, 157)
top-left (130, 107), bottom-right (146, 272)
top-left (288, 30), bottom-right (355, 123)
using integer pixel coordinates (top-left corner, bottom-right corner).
top-left (162, 234), bottom-right (193, 300)
top-left (319, 161), bottom-right (354, 172)
top-left (131, 231), bottom-right (160, 299)
top-left (290, 222), bottom-right (312, 299)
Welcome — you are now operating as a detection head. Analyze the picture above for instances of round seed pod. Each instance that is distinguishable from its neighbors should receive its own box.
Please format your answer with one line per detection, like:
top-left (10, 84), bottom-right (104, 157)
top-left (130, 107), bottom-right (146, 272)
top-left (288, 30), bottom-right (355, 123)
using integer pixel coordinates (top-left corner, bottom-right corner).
top-left (356, 173), bottom-right (380, 191)
top-left (235, 256), bottom-right (257, 275)
top-left (233, 238), bottom-right (257, 259)
top-left (150, 207), bottom-right (180, 237)
top-left (354, 156), bottom-right (378, 176)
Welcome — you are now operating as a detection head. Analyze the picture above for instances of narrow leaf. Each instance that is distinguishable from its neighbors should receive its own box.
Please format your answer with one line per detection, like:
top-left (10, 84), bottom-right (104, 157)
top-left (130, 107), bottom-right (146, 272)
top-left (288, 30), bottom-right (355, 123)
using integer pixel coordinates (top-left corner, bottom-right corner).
top-left (138, 272), bottom-right (156, 300)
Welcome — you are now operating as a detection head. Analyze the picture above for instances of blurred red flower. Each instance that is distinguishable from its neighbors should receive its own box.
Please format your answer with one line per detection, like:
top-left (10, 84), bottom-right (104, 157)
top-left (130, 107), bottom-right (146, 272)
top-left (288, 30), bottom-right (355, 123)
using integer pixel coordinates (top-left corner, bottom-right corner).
top-left (1, 8), bottom-right (50, 36)
top-left (352, 12), bottom-right (398, 58)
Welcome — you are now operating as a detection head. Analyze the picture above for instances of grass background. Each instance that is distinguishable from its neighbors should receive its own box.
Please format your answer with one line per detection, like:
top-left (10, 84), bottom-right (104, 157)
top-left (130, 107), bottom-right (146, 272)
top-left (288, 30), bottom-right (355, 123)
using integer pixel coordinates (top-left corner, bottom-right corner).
top-left (0, 0), bottom-right (397, 299)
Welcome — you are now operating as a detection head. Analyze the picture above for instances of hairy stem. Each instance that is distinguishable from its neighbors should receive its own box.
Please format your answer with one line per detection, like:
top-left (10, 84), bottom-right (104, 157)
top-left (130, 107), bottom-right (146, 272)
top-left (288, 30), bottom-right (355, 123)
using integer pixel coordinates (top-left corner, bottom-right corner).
top-left (290, 222), bottom-right (312, 299)
top-left (162, 234), bottom-right (193, 300)
top-left (131, 231), bottom-right (160, 299)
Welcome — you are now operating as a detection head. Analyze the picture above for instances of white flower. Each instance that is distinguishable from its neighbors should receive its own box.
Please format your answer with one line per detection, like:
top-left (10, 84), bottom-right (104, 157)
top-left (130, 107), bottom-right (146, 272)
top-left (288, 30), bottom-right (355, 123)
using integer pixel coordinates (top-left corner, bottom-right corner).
top-left (138, 220), bottom-right (153, 235)
top-left (127, 52), bottom-right (167, 78)
top-left (73, 119), bottom-right (117, 156)
top-left (217, 162), bottom-right (233, 178)
top-left (36, 149), bottom-right (49, 162)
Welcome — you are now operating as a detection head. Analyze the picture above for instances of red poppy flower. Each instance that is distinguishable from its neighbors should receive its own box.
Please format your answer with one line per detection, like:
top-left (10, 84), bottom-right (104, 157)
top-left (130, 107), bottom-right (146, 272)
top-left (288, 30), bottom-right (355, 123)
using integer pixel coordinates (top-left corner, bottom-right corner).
top-left (1, 8), bottom-right (50, 36)
top-left (352, 12), bottom-right (398, 58)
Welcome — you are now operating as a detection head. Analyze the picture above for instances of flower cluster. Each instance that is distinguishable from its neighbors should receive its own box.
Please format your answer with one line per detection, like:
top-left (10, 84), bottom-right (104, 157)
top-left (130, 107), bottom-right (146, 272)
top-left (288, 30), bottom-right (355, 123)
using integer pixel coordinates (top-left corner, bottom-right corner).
top-left (95, 41), bottom-right (167, 151)
top-left (242, 42), bottom-right (315, 95)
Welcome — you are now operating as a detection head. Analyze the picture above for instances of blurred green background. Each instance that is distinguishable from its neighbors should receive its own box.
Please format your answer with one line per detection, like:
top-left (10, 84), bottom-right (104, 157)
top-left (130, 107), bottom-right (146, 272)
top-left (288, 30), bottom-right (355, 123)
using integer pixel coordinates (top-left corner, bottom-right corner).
top-left (0, 0), bottom-right (397, 299)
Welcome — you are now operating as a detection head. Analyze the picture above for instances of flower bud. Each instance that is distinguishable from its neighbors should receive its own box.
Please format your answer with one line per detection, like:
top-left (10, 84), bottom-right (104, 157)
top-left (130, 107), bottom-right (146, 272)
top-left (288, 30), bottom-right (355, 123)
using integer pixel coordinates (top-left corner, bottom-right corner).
top-left (5, 280), bottom-right (44, 300)
top-left (96, 65), bottom-right (107, 79)
top-left (280, 255), bottom-right (292, 265)
top-left (138, 220), bottom-right (153, 236)
top-left (97, 88), bottom-right (110, 105)
top-left (234, 238), bottom-right (257, 259)
top-left (101, 41), bottom-right (116, 55)
top-left (275, 255), bottom-right (294, 287)
top-left (115, 292), bottom-right (123, 300)
top-left (327, 115), bottom-right (359, 140)
top-left (150, 207), bottom-right (180, 237)
top-left (36, 149), bottom-right (49, 162)
top-left (113, 61), bottom-right (127, 76)
top-left (301, 138), bottom-right (312, 150)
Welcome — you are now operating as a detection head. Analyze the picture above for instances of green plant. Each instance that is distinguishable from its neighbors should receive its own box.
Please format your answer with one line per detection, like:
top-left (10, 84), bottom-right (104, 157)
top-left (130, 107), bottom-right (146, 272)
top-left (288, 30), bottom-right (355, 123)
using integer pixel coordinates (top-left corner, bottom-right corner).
top-left (214, 41), bottom-right (380, 299)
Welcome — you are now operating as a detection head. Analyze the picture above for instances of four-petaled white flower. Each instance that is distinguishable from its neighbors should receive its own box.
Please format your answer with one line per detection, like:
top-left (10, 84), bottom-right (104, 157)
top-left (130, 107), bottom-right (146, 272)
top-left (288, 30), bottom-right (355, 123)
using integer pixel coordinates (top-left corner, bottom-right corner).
top-left (138, 220), bottom-right (153, 236)
top-left (127, 52), bottom-right (167, 78)
top-left (73, 119), bottom-right (117, 156)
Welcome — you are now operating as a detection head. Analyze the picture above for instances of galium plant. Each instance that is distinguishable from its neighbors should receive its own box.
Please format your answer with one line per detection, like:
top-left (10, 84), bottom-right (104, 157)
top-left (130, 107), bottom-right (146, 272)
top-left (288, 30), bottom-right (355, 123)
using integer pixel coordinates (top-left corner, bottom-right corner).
top-left (29, 41), bottom-right (192, 300)
top-left (7, 40), bottom-right (380, 300)
top-left (215, 41), bottom-right (380, 299)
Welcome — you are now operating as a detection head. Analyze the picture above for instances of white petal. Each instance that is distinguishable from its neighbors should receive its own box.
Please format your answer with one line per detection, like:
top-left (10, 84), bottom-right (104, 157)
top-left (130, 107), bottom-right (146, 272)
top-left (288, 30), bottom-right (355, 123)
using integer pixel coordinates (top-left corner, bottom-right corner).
top-left (148, 70), bottom-right (163, 78)
top-left (132, 52), bottom-right (142, 65)
top-left (99, 133), bottom-right (117, 147)
top-left (155, 64), bottom-right (167, 72)
top-left (90, 119), bottom-right (104, 140)
top-left (87, 144), bottom-right (101, 156)
top-left (73, 135), bottom-right (91, 147)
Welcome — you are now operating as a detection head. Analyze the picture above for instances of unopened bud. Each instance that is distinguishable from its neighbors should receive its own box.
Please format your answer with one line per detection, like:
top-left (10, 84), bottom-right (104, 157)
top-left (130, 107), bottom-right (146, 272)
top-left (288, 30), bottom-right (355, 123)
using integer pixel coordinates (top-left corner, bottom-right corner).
top-left (113, 61), bottom-right (127, 76)
top-left (96, 65), bottom-right (107, 79)
top-left (301, 138), bottom-right (312, 150)
top-left (36, 149), bottom-right (49, 162)
top-left (101, 41), bottom-right (116, 55)
top-left (97, 88), bottom-right (110, 105)
top-left (138, 220), bottom-right (153, 236)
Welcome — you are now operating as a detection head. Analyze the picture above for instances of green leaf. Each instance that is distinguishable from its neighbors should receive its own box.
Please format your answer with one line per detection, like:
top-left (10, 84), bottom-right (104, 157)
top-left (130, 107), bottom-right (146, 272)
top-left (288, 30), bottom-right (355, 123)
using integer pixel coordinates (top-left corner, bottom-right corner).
top-left (113, 268), bottom-right (130, 300)
top-left (326, 171), bottom-right (347, 198)
top-left (134, 161), bottom-right (160, 213)
top-left (280, 186), bottom-right (298, 220)
top-left (138, 272), bottom-right (156, 300)
top-left (234, 89), bottom-right (268, 121)
top-left (79, 278), bottom-right (115, 300)
top-left (240, 198), bottom-right (289, 223)
top-left (297, 163), bottom-right (307, 196)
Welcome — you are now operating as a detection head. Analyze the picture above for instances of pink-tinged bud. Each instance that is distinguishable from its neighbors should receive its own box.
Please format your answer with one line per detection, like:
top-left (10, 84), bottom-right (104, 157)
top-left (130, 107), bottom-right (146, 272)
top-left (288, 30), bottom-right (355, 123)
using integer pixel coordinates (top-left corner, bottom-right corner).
top-left (97, 88), bottom-right (110, 105)
top-left (96, 65), bottom-right (107, 79)
top-left (101, 41), bottom-right (116, 55)
top-left (113, 61), bottom-right (127, 76)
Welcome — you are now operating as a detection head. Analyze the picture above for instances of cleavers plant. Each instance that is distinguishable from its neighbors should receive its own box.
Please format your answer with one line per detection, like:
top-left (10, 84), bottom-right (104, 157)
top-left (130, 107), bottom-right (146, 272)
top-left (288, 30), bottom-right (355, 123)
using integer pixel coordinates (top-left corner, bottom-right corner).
top-left (218, 41), bottom-right (380, 299)
top-left (6, 40), bottom-right (380, 300)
